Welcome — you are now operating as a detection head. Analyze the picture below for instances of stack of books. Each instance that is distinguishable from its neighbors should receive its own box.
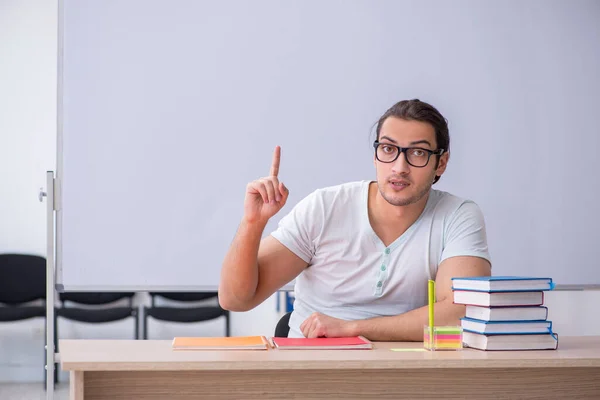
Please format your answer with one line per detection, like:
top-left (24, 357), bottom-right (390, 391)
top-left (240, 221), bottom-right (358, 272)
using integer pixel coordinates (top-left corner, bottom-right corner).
top-left (452, 276), bottom-right (559, 351)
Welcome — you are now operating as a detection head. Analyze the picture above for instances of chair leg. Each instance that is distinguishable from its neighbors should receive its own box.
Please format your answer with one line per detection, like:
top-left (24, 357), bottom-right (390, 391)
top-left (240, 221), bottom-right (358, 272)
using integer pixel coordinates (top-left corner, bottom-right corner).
top-left (142, 307), bottom-right (148, 340)
top-left (225, 311), bottom-right (230, 337)
top-left (134, 308), bottom-right (140, 340)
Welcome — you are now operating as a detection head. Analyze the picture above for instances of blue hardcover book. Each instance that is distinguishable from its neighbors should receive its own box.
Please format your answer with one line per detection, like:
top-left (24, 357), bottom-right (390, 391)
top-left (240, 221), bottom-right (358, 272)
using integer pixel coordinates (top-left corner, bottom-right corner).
top-left (451, 276), bottom-right (554, 292)
top-left (460, 317), bottom-right (553, 335)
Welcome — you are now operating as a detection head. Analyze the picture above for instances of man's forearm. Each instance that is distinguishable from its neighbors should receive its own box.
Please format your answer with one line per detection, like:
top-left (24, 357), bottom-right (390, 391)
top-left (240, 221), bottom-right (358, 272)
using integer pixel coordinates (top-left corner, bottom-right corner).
top-left (219, 218), bottom-right (267, 310)
top-left (350, 300), bottom-right (465, 341)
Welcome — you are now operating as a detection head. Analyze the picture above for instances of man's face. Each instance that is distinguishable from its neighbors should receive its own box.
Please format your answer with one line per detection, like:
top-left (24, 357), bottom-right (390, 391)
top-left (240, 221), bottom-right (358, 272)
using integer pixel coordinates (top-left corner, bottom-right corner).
top-left (374, 117), bottom-right (448, 207)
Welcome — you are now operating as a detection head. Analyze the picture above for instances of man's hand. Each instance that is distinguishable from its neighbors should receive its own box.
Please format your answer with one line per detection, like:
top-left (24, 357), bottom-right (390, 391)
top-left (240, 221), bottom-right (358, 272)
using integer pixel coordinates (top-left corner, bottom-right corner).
top-left (300, 312), bottom-right (356, 338)
top-left (244, 145), bottom-right (289, 224)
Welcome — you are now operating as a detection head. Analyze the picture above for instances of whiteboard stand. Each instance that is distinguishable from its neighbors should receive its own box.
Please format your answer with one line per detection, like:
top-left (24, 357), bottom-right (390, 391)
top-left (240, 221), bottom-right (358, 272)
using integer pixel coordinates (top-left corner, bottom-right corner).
top-left (40, 170), bottom-right (57, 400)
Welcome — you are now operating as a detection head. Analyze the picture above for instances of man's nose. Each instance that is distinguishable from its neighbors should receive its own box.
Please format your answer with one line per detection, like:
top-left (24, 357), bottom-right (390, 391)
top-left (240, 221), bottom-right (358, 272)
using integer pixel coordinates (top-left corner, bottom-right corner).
top-left (391, 151), bottom-right (410, 174)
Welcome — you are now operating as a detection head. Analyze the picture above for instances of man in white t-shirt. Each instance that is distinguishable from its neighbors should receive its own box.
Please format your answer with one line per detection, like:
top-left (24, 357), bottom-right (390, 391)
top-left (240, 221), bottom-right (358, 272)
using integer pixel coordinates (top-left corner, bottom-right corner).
top-left (218, 99), bottom-right (492, 340)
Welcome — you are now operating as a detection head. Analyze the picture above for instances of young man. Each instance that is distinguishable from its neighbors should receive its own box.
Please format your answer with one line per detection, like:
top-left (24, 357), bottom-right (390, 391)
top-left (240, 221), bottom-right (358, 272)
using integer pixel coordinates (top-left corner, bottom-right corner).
top-left (218, 99), bottom-right (491, 340)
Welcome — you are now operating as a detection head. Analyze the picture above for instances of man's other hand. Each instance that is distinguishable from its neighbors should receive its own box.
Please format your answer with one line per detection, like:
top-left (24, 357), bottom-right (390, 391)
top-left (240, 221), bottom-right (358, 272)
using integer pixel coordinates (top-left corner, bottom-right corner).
top-left (300, 312), bottom-right (356, 338)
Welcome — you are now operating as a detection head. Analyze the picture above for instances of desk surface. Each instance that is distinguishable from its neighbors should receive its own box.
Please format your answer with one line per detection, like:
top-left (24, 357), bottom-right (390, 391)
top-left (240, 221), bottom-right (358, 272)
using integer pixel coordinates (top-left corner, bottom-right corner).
top-left (60, 336), bottom-right (600, 371)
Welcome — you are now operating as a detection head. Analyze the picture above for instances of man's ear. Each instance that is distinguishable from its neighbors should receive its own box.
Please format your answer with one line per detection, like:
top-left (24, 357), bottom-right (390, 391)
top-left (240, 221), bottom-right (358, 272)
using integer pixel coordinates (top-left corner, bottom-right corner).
top-left (436, 152), bottom-right (449, 176)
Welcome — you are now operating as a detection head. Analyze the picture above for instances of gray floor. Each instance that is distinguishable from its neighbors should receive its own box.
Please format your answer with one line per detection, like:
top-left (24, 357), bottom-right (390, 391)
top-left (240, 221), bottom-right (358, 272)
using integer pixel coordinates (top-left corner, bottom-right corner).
top-left (0, 383), bottom-right (69, 400)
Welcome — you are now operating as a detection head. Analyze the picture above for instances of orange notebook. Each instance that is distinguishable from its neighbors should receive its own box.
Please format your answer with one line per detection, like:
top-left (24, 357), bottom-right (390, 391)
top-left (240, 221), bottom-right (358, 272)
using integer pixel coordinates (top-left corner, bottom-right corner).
top-left (272, 336), bottom-right (373, 350)
top-left (172, 336), bottom-right (270, 350)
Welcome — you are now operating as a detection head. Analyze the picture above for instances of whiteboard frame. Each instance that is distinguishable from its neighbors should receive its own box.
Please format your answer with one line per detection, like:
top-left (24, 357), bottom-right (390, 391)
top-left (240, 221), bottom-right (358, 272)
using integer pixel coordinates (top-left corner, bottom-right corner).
top-left (56, 0), bottom-right (64, 288)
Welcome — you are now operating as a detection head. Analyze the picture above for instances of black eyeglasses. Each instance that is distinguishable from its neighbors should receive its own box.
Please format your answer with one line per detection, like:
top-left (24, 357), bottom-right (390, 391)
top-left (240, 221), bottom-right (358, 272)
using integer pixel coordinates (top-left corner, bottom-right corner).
top-left (373, 141), bottom-right (444, 168)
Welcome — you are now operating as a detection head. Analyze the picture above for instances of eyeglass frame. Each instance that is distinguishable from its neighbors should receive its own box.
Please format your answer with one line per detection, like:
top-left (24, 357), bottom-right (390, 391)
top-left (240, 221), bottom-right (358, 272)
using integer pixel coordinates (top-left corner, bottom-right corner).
top-left (373, 141), bottom-right (445, 168)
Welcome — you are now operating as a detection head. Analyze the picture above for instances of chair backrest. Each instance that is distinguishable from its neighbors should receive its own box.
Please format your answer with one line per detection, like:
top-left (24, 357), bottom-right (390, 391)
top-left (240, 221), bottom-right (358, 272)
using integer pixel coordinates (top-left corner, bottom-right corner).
top-left (59, 292), bottom-right (135, 306)
top-left (274, 312), bottom-right (292, 337)
top-left (0, 254), bottom-right (46, 305)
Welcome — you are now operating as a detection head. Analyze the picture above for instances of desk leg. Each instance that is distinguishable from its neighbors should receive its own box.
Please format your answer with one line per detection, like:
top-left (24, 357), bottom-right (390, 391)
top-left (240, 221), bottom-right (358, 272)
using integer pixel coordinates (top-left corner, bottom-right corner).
top-left (70, 371), bottom-right (84, 400)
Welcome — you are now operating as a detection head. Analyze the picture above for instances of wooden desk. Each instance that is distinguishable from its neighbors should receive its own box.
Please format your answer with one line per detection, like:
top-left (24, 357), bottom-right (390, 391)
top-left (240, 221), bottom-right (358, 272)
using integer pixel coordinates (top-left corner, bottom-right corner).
top-left (60, 336), bottom-right (600, 399)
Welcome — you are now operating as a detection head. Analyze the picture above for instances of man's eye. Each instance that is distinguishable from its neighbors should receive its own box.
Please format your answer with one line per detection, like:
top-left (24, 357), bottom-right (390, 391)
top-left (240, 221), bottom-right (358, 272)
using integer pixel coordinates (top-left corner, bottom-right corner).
top-left (383, 146), bottom-right (395, 153)
top-left (411, 149), bottom-right (426, 157)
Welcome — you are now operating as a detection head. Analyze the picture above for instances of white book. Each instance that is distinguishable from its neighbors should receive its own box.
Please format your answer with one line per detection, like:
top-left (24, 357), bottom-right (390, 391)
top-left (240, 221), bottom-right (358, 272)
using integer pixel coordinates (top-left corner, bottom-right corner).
top-left (453, 290), bottom-right (544, 307)
top-left (466, 305), bottom-right (548, 322)
top-left (463, 331), bottom-right (559, 351)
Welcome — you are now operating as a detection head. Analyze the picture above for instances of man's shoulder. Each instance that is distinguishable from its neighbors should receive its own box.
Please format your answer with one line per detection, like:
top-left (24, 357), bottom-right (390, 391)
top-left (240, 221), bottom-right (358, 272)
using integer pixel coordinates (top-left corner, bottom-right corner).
top-left (290, 180), bottom-right (367, 215)
top-left (294, 181), bottom-right (368, 219)
top-left (428, 189), bottom-right (481, 217)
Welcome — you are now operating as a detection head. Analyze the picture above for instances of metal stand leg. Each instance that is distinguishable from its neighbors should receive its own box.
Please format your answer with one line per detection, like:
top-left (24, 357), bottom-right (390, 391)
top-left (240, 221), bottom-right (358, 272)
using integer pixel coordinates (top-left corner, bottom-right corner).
top-left (54, 313), bottom-right (59, 383)
top-left (41, 171), bottom-right (56, 400)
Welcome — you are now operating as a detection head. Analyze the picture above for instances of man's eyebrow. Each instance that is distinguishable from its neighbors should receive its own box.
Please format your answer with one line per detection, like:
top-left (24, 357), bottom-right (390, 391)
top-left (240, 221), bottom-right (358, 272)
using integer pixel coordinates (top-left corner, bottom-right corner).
top-left (379, 136), bottom-right (397, 144)
top-left (409, 139), bottom-right (433, 147)
top-left (380, 137), bottom-right (433, 148)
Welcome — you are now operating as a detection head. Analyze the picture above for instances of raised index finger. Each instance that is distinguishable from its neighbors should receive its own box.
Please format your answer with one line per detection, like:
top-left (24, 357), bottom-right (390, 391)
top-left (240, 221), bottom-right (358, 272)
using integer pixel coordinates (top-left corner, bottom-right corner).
top-left (270, 145), bottom-right (281, 177)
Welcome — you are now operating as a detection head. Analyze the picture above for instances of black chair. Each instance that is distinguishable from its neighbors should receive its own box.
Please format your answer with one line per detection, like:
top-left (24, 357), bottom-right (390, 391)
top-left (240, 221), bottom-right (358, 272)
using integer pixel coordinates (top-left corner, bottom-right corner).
top-left (142, 292), bottom-right (230, 339)
top-left (274, 311), bottom-right (292, 337)
top-left (0, 254), bottom-right (57, 386)
top-left (54, 291), bottom-right (139, 382)
top-left (55, 292), bottom-right (139, 339)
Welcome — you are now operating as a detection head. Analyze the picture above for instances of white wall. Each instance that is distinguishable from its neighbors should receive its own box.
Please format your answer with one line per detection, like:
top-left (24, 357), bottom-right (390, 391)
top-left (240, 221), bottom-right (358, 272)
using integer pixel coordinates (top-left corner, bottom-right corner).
top-left (1, 0), bottom-right (56, 382)
top-left (0, 0), bottom-right (598, 384)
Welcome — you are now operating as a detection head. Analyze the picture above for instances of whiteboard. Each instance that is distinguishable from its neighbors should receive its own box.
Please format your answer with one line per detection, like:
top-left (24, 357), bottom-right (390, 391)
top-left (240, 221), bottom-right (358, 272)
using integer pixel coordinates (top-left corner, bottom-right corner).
top-left (57, 0), bottom-right (600, 290)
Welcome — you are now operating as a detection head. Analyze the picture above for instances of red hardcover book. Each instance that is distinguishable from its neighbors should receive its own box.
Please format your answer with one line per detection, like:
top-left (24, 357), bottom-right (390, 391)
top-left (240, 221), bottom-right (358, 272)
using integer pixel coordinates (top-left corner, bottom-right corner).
top-left (272, 336), bottom-right (373, 350)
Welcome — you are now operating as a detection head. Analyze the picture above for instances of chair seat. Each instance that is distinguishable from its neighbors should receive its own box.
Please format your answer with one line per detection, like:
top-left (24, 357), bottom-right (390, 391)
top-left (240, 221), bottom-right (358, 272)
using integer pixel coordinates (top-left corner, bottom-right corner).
top-left (59, 292), bottom-right (135, 305)
top-left (57, 307), bottom-right (136, 323)
top-left (151, 292), bottom-right (218, 302)
top-left (145, 306), bottom-right (226, 323)
top-left (0, 306), bottom-right (46, 321)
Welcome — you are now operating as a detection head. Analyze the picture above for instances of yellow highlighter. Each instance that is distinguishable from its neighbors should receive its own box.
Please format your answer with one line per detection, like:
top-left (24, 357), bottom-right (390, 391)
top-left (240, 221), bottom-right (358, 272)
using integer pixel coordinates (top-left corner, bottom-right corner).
top-left (428, 279), bottom-right (435, 346)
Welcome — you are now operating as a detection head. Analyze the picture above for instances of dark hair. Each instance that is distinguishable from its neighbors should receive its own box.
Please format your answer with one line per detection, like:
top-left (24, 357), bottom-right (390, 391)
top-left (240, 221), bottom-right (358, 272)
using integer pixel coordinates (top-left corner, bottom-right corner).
top-left (375, 99), bottom-right (449, 184)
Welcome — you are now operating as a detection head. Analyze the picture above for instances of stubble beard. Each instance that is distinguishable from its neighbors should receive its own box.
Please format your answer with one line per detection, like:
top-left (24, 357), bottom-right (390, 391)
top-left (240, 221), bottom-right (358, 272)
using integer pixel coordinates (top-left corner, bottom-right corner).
top-left (378, 176), bottom-right (434, 207)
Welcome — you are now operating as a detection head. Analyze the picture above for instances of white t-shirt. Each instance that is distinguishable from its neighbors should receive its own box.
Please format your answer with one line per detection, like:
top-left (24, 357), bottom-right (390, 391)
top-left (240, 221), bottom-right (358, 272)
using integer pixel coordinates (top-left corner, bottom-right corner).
top-left (270, 180), bottom-right (491, 338)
